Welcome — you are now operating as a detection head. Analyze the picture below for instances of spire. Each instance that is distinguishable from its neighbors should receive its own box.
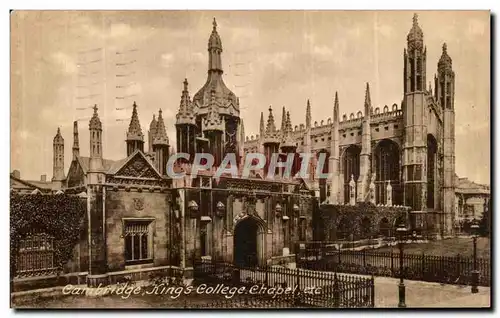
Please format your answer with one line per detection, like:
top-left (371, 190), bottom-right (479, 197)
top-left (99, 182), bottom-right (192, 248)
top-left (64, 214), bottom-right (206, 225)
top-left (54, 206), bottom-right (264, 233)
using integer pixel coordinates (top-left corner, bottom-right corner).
top-left (407, 13), bottom-right (424, 50)
top-left (281, 111), bottom-right (295, 148)
top-left (364, 83), bottom-right (371, 115)
top-left (153, 109), bottom-right (169, 145)
top-left (208, 17), bottom-right (223, 72)
top-left (280, 106), bottom-right (287, 136)
top-left (306, 99), bottom-right (311, 129)
top-left (266, 105), bottom-right (277, 136)
top-left (259, 112), bottom-right (265, 137)
top-left (428, 81), bottom-right (433, 95)
top-left (438, 42), bottom-right (453, 73)
top-left (89, 104), bottom-right (102, 130)
top-left (72, 121), bottom-right (79, 160)
top-left (149, 114), bottom-right (157, 133)
top-left (127, 101), bottom-right (144, 141)
top-left (176, 78), bottom-right (196, 125)
top-left (334, 91), bottom-right (339, 122)
top-left (203, 89), bottom-right (224, 131)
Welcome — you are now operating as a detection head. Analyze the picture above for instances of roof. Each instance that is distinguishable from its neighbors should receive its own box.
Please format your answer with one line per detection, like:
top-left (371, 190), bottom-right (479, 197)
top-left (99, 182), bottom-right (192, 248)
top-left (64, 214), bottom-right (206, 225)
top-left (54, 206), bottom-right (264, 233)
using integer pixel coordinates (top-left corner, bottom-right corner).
top-left (455, 175), bottom-right (490, 195)
top-left (76, 156), bottom-right (118, 174)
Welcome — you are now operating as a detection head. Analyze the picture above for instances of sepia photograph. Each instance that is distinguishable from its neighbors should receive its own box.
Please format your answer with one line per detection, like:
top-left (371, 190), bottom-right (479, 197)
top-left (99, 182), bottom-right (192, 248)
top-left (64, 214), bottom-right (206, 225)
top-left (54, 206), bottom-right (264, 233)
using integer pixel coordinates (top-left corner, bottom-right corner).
top-left (9, 10), bottom-right (491, 309)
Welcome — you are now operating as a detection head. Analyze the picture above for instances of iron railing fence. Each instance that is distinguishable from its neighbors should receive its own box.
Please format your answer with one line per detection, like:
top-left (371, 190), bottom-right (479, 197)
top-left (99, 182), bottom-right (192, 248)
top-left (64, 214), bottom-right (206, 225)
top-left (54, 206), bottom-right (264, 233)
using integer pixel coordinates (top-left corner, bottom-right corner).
top-left (15, 233), bottom-right (58, 278)
top-left (298, 248), bottom-right (490, 287)
top-left (193, 260), bottom-right (375, 308)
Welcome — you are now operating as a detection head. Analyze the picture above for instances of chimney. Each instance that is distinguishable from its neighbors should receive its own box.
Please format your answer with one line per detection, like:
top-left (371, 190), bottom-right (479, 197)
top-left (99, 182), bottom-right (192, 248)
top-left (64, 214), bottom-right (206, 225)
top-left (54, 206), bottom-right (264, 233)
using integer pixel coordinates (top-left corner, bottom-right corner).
top-left (12, 170), bottom-right (20, 179)
top-left (40, 174), bottom-right (47, 182)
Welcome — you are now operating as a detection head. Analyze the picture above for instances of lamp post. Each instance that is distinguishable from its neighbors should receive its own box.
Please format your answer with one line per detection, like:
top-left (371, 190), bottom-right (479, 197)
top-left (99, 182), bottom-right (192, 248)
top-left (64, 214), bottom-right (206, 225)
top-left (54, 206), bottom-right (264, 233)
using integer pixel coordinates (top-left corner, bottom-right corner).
top-left (470, 219), bottom-right (480, 294)
top-left (396, 222), bottom-right (408, 308)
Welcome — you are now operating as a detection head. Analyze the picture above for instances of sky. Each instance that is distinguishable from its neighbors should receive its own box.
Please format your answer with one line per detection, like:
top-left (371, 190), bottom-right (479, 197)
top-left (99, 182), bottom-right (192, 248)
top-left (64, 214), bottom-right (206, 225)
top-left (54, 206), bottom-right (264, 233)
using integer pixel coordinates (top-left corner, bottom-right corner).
top-left (10, 10), bottom-right (490, 184)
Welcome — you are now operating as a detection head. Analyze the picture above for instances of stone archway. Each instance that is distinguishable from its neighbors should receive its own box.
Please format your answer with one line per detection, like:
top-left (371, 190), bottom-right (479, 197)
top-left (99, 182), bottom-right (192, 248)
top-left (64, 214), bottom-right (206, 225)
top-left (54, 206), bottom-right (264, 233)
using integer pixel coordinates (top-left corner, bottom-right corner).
top-left (233, 215), bottom-right (266, 267)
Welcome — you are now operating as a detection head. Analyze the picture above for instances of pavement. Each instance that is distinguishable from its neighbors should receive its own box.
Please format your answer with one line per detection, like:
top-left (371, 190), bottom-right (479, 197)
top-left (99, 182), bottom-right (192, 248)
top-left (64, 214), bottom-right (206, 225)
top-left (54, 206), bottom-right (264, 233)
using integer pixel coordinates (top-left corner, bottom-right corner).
top-left (372, 276), bottom-right (491, 308)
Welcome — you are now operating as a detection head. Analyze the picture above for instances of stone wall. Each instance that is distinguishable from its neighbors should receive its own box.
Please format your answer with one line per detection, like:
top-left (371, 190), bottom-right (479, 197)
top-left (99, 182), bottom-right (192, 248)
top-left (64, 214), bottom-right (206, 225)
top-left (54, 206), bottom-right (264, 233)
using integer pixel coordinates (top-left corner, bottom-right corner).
top-left (105, 190), bottom-right (173, 271)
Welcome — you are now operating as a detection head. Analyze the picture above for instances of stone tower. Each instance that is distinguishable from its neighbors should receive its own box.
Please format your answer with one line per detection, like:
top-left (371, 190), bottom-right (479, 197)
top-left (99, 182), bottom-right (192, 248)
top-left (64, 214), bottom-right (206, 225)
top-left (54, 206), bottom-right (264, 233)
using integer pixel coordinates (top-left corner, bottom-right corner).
top-left (52, 127), bottom-right (65, 185)
top-left (88, 105), bottom-right (105, 184)
top-left (191, 18), bottom-right (240, 166)
top-left (437, 43), bottom-right (456, 235)
top-left (402, 14), bottom-right (428, 217)
top-left (126, 101), bottom-right (144, 156)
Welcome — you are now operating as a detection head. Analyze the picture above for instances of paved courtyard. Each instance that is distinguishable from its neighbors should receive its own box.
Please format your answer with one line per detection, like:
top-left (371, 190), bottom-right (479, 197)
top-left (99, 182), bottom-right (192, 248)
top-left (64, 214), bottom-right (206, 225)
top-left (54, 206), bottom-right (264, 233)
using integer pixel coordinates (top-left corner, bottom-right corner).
top-left (13, 276), bottom-right (490, 309)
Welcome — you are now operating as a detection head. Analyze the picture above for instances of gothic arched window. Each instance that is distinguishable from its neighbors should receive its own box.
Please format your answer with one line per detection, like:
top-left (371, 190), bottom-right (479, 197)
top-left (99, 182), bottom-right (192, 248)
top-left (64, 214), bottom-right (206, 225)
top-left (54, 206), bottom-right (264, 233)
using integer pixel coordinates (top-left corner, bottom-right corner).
top-left (374, 139), bottom-right (401, 205)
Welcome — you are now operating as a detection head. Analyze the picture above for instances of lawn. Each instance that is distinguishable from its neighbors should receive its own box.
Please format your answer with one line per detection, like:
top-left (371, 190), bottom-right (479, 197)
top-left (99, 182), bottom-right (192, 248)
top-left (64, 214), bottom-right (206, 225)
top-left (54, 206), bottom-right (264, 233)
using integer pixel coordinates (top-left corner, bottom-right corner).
top-left (375, 237), bottom-right (490, 260)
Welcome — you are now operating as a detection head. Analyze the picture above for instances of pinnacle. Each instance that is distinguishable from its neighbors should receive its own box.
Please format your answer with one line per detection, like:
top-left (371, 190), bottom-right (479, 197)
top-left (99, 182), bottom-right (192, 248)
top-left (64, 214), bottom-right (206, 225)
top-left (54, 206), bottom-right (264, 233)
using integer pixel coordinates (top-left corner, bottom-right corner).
top-left (266, 105), bottom-right (276, 135)
top-left (153, 109), bottom-right (169, 145)
top-left (364, 83), bottom-right (371, 108)
top-left (127, 101), bottom-right (143, 140)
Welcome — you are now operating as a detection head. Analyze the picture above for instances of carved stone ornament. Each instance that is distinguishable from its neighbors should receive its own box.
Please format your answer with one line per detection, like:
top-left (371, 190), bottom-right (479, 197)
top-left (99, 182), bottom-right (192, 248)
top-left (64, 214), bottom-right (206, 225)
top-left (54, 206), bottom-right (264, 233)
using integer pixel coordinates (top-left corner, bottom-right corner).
top-left (133, 197), bottom-right (145, 211)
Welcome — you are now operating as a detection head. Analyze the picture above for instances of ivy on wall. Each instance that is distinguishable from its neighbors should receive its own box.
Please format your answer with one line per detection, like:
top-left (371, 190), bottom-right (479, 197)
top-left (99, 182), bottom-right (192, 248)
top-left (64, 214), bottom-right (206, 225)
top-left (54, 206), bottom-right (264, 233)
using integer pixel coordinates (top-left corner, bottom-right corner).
top-left (10, 192), bottom-right (87, 278)
top-left (317, 202), bottom-right (410, 240)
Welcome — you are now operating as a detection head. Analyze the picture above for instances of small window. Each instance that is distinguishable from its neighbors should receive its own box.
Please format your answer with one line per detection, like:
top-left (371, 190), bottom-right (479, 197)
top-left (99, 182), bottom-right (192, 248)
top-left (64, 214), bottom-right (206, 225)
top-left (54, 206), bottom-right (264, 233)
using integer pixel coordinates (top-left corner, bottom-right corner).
top-left (343, 134), bottom-right (346, 138)
top-left (328, 137), bottom-right (331, 141)
top-left (358, 131), bottom-right (361, 136)
top-left (375, 128), bottom-right (379, 132)
top-left (394, 125), bottom-right (399, 129)
top-left (124, 220), bottom-right (154, 265)
top-left (321, 138), bottom-right (325, 142)
top-left (384, 126), bottom-right (389, 131)
top-left (350, 133), bottom-right (354, 137)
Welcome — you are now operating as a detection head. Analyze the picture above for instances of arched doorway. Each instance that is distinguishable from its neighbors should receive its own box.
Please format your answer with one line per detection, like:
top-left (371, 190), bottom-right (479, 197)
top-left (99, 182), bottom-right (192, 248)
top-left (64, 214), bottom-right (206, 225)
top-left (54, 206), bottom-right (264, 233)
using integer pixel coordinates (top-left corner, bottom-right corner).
top-left (374, 139), bottom-right (401, 205)
top-left (342, 145), bottom-right (361, 203)
top-left (233, 216), bottom-right (264, 267)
